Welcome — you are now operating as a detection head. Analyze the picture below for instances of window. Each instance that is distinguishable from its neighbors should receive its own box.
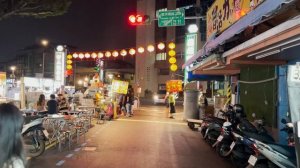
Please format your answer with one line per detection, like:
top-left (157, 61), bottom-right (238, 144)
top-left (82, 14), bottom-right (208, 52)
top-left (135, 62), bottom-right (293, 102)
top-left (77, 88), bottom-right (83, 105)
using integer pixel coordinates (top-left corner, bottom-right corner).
top-left (156, 53), bottom-right (167, 61)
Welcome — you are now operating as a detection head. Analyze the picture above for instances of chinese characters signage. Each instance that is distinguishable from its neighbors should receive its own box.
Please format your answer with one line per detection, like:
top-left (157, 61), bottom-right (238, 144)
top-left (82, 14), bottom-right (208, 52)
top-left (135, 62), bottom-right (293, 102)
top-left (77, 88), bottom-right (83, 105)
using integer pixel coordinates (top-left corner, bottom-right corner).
top-left (166, 80), bottom-right (183, 92)
top-left (158, 9), bottom-right (185, 27)
top-left (54, 51), bottom-right (66, 87)
top-left (184, 33), bottom-right (197, 82)
top-left (207, 0), bottom-right (265, 39)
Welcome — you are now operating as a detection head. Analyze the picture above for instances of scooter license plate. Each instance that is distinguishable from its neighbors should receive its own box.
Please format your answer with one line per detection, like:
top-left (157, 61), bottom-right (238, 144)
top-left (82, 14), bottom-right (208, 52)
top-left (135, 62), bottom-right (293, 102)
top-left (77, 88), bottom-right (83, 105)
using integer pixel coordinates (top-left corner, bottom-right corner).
top-left (217, 135), bottom-right (223, 141)
top-left (42, 130), bottom-right (49, 138)
top-left (248, 155), bottom-right (257, 166)
top-left (230, 142), bottom-right (235, 149)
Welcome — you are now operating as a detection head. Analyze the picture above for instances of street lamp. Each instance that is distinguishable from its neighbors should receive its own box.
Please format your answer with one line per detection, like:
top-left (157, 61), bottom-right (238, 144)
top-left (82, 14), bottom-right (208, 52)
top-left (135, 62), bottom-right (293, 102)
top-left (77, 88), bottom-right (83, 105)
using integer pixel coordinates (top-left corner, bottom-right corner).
top-left (40, 39), bottom-right (49, 78)
top-left (188, 24), bottom-right (199, 33)
top-left (41, 39), bottom-right (49, 47)
top-left (10, 66), bottom-right (16, 79)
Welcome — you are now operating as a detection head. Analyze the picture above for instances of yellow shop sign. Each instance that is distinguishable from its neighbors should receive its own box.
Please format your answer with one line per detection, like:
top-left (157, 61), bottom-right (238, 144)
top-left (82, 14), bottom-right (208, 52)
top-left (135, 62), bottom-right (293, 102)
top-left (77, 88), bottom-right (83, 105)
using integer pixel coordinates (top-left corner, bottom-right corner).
top-left (207, 0), bottom-right (264, 39)
top-left (111, 80), bottom-right (129, 94)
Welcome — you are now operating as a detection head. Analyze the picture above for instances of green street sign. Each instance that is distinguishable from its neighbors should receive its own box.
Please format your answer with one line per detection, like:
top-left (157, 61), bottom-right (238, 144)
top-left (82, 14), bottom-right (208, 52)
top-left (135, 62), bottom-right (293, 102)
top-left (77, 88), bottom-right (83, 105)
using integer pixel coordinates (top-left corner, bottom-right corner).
top-left (158, 10), bottom-right (185, 27)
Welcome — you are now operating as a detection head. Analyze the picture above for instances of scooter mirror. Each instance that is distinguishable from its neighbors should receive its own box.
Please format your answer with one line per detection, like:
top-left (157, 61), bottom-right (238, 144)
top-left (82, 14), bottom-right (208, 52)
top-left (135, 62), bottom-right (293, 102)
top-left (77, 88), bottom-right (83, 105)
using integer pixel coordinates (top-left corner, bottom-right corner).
top-left (281, 119), bottom-right (287, 124)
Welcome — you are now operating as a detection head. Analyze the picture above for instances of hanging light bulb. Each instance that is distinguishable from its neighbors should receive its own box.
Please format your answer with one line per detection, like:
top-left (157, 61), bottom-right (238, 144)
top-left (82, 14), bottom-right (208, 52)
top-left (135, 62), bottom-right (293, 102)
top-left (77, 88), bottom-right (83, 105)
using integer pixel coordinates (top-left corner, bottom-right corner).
top-left (147, 45), bottom-right (155, 52)
top-left (168, 50), bottom-right (176, 57)
top-left (169, 57), bottom-right (177, 64)
top-left (129, 48), bottom-right (136, 55)
top-left (138, 47), bottom-right (145, 53)
top-left (168, 42), bottom-right (176, 49)
top-left (67, 60), bottom-right (73, 64)
top-left (170, 64), bottom-right (178, 71)
top-left (157, 42), bottom-right (165, 50)
top-left (112, 51), bottom-right (119, 57)
top-left (73, 53), bottom-right (78, 58)
top-left (120, 49), bottom-right (127, 56)
top-left (79, 53), bottom-right (84, 59)
top-left (91, 52), bottom-right (97, 59)
top-left (85, 53), bottom-right (90, 58)
top-left (98, 52), bottom-right (104, 58)
top-left (67, 54), bottom-right (73, 59)
top-left (105, 51), bottom-right (111, 57)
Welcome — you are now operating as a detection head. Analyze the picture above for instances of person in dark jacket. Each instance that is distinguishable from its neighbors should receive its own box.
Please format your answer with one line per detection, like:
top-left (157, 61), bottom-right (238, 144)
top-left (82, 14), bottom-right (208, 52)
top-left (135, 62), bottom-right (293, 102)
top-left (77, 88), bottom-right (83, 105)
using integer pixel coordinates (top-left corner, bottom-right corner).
top-left (47, 94), bottom-right (58, 114)
top-left (125, 85), bottom-right (134, 117)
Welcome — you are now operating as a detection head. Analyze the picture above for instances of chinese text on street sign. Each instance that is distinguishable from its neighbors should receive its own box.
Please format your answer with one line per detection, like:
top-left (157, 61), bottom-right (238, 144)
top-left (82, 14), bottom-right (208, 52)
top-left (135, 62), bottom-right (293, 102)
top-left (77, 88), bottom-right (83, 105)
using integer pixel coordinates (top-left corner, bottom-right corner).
top-left (158, 10), bottom-right (185, 27)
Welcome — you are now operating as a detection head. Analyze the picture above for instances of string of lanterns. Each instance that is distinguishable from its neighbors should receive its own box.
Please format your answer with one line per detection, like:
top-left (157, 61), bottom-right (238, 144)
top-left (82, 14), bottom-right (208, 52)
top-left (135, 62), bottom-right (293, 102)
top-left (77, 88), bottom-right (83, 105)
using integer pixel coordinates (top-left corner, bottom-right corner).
top-left (70, 42), bottom-right (176, 59)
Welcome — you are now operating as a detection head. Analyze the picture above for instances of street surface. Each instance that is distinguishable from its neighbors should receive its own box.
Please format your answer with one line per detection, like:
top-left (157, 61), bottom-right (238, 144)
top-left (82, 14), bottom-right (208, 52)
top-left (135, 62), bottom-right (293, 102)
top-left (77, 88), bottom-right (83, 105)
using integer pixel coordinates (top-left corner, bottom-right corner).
top-left (27, 105), bottom-right (231, 168)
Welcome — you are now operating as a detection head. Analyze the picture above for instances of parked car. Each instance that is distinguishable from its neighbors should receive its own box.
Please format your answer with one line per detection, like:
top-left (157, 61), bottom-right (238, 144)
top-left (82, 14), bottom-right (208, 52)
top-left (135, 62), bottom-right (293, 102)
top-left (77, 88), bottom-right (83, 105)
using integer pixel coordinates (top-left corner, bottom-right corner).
top-left (153, 90), bottom-right (166, 105)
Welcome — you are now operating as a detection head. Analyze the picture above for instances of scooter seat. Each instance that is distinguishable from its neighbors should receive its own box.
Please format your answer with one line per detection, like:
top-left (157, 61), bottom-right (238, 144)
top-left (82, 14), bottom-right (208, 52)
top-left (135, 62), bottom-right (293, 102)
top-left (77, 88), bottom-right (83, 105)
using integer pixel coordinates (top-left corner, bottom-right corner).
top-left (267, 143), bottom-right (296, 161)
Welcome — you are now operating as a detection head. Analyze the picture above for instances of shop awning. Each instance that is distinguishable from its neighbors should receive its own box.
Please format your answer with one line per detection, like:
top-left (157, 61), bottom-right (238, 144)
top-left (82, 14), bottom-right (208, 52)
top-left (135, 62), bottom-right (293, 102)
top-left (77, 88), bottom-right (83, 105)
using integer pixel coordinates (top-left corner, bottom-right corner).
top-left (182, 0), bottom-right (295, 69)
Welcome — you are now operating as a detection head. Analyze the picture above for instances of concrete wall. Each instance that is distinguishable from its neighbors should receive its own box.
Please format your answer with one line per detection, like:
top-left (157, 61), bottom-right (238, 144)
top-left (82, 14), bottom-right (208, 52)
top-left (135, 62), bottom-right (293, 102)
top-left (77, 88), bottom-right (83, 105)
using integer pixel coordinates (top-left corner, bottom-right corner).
top-left (136, 0), bottom-right (157, 96)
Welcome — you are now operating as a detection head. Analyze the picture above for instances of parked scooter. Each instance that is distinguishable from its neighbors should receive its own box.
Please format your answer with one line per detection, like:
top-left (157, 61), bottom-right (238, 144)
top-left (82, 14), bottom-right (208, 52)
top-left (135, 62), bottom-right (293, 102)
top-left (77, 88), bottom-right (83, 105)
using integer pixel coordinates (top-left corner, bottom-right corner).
top-left (213, 106), bottom-right (274, 168)
top-left (22, 115), bottom-right (49, 158)
top-left (202, 106), bottom-right (233, 144)
top-left (249, 138), bottom-right (297, 168)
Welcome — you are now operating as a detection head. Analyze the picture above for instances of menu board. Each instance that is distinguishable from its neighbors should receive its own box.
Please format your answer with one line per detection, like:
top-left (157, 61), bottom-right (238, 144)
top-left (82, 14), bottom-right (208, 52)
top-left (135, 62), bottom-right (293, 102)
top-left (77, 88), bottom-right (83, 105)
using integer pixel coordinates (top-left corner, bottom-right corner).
top-left (111, 80), bottom-right (129, 94)
top-left (166, 80), bottom-right (183, 92)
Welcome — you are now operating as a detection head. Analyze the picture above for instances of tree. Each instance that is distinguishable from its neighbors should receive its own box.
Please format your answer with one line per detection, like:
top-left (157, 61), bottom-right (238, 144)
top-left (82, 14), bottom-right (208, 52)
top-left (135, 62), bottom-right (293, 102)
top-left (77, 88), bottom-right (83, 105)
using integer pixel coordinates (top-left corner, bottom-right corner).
top-left (0, 0), bottom-right (72, 20)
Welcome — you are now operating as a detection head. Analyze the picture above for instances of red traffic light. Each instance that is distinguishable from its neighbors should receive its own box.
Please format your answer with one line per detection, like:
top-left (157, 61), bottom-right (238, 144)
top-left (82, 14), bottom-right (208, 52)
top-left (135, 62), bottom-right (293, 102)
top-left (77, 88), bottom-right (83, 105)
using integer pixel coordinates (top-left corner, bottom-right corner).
top-left (128, 14), bottom-right (149, 25)
top-left (129, 15), bottom-right (136, 24)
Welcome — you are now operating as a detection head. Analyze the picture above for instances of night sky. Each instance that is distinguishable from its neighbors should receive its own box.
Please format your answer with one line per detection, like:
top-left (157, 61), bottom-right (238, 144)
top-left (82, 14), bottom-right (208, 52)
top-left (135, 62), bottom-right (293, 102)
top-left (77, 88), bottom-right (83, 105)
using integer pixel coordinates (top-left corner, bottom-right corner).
top-left (0, 0), bottom-right (136, 61)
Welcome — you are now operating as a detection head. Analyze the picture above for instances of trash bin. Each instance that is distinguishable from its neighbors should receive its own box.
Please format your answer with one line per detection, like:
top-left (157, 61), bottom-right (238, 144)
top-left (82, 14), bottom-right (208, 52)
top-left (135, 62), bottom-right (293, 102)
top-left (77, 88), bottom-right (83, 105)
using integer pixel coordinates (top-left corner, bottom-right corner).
top-left (184, 90), bottom-right (199, 120)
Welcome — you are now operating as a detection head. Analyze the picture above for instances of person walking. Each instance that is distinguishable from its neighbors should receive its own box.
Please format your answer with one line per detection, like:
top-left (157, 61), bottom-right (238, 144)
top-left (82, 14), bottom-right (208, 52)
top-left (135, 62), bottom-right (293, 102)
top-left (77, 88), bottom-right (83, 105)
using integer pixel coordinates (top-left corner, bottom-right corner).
top-left (0, 103), bottom-right (26, 168)
top-left (164, 92), bottom-right (170, 118)
top-left (125, 85), bottom-right (134, 117)
top-left (47, 94), bottom-right (58, 114)
top-left (118, 94), bottom-right (125, 115)
top-left (168, 92), bottom-right (176, 119)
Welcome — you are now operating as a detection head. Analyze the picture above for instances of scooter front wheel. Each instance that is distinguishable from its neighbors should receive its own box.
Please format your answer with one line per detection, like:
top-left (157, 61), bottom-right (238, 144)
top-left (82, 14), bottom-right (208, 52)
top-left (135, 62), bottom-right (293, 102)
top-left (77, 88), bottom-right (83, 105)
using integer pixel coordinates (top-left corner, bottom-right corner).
top-left (23, 130), bottom-right (46, 158)
top-left (216, 141), bottom-right (231, 158)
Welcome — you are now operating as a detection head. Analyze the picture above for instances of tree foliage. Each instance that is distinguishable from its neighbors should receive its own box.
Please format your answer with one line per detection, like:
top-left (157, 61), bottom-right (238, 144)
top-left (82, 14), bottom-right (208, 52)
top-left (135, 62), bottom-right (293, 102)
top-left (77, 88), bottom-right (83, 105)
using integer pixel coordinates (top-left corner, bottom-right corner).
top-left (0, 0), bottom-right (72, 20)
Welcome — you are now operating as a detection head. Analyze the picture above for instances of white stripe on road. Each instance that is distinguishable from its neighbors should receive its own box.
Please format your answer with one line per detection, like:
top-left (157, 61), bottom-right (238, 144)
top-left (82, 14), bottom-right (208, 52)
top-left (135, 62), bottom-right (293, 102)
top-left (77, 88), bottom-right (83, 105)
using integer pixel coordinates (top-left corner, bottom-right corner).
top-left (81, 143), bottom-right (87, 146)
top-left (65, 154), bottom-right (74, 158)
top-left (117, 119), bottom-right (186, 125)
top-left (56, 160), bottom-right (65, 166)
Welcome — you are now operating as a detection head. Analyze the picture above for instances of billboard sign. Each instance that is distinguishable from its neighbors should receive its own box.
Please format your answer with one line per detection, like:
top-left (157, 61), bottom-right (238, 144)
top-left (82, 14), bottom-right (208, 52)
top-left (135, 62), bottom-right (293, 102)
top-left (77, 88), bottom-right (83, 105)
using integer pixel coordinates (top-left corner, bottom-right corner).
top-left (206, 0), bottom-right (265, 39)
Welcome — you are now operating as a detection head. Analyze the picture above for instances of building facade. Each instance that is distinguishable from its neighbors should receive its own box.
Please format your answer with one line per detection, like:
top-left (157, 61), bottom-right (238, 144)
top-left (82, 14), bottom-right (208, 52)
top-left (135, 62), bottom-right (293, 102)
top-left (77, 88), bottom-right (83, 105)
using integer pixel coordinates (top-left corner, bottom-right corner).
top-left (135, 0), bottom-right (208, 97)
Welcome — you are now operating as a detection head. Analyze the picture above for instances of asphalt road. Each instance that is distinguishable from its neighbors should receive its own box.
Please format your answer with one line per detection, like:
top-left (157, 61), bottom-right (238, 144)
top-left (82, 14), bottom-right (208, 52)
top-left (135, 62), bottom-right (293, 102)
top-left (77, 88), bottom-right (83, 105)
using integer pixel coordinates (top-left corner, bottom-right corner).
top-left (27, 105), bottom-right (232, 168)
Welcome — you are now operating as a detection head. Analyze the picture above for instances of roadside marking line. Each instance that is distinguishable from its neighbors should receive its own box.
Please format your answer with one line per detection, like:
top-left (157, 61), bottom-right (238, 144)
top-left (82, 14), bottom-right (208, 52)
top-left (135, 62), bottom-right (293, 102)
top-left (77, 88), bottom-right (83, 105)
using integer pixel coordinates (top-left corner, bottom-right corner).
top-left (74, 147), bottom-right (81, 152)
top-left (117, 119), bottom-right (186, 125)
top-left (81, 143), bottom-right (87, 147)
top-left (56, 160), bottom-right (65, 166)
top-left (65, 154), bottom-right (74, 158)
